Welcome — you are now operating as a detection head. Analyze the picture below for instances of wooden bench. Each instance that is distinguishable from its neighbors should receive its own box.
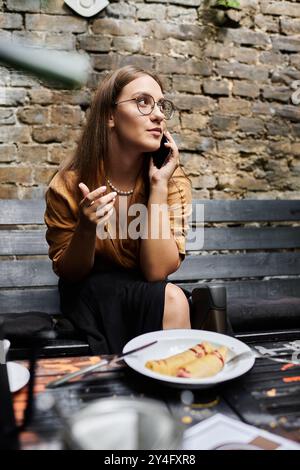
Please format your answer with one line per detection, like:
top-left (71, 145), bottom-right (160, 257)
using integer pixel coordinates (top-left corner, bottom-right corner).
top-left (1, 198), bottom-right (300, 357)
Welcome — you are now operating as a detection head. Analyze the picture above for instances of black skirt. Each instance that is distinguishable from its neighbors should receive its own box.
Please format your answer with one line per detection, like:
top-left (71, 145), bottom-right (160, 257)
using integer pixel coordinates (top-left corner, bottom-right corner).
top-left (58, 265), bottom-right (168, 354)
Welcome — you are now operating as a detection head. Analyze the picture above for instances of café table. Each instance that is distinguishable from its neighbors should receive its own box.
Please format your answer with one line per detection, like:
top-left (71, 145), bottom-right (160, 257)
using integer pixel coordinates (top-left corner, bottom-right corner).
top-left (11, 349), bottom-right (300, 450)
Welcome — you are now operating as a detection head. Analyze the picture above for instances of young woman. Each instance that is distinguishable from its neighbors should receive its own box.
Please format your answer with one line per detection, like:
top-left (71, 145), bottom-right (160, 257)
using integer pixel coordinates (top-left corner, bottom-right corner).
top-left (44, 65), bottom-right (192, 354)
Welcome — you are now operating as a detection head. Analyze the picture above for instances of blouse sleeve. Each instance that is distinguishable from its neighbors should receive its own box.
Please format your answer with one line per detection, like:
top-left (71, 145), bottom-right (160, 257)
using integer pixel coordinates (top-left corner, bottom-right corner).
top-left (167, 166), bottom-right (192, 259)
top-left (44, 175), bottom-right (78, 276)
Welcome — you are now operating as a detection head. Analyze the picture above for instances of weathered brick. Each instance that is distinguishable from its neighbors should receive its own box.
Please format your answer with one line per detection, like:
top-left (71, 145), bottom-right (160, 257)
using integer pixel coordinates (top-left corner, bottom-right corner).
top-left (107, 2), bottom-right (136, 19)
top-left (163, 0), bottom-right (201, 5)
top-left (87, 71), bottom-right (108, 89)
top-left (137, 4), bottom-right (166, 20)
top-left (0, 166), bottom-right (33, 184)
top-left (203, 79), bottom-right (230, 96)
top-left (177, 134), bottom-right (215, 152)
top-left (166, 6), bottom-right (198, 23)
top-left (233, 47), bottom-right (259, 65)
top-left (48, 145), bottom-right (75, 165)
top-left (51, 90), bottom-right (91, 107)
top-left (0, 67), bottom-right (10, 86)
top-left (291, 142), bottom-right (300, 157)
top-left (29, 89), bottom-right (53, 105)
top-left (218, 139), bottom-right (267, 155)
top-left (0, 108), bottom-right (15, 125)
top-left (266, 121), bottom-right (290, 136)
top-left (92, 19), bottom-right (152, 37)
top-left (0, 13), bottom-right (22, 29)
top-left (32, 126), bottom-right (69, 144)
top-left (219, 98), bottom-right (252, 116)
top-left (10, 71), bottom-right (39, 87)
top-left (290, 54), bottom-right (300, 70)
top-left (0, 88), bottom-right (28, 106)
top-left (181, 113), bottom-right (208, 130)
top-left (180, 154), bottom-right (208, 175)
top-left (268, 141), bottom-right (291, 158)
top-left (168, 38), bottom-right (202, 58)
top-left (204, 43), bottom-right (232, 60)
top-left (192, 188), bottom-right (210, 199)
top-left (291, 123), bottom-right (300, 138)
top-left (50, 106), bottom-right (83, 126)
top-left (254, 14), bottom-right (279, 33)
top-left (238, 117), bottom-right (265, 134)
top-left (232, 81), bottom-right (260, 99)
top-left (262, 86), bottom-right (291, 103)
top-left (20, 185), bottom-right (50, 199)
top-left (78, 35), bottom-right (111, 53)
top-left (17, 106), bottom-right (49, 125)
top-left (290, 160), bottom-right (300, 175)
top-left (173, 75), bottom-right (201, 94)
top-left (210, 115), bottom-right (237, 132)
top-left (143, 38), bottom-right (170, 56)
top-left (218, 27), bottom-right (271, 47)
top-left (17, 145), bottom-right (48, 163)
top-left (207, 155), bottom-right (237, 174)
top-left (190, 175), bottom-right (217, 189)
top-left (44, 33), bottom-right (76, 50)
top-left (26, 14), bottom-right (87, 33)
top-left (113, 37), bottom-right (142, 54)
top-left (6, 0), bottom-right (40, 12)
top-left (40, 0), bottom-right (69, 15)
top-left (272, 37), bottom-right (300, 53)
top-left (12, 31), bottom-right (45, 47)
top-left (261, 1), bottom-right (300, 18)
top-left (0, 145), bottom-right (17, 163)
top-left (0, 126), bottom-right (30, 143)
top-left (252, 102), bottom-right (277, 116)
top-left (34, 166), bottom-right (58, 184)
top-left (259, 51), bottom-right (288, 66)
top-left (156, 57), bottom-right (212, 76)
top-left (152, 22), bottom-right (209, 41)
top-left (216, 61), bottom-right (269, 82)
top-left (170, 94), bottom-right (216, 112)
top-left (281, 18), bottom-right (300, 35)
top-left (275, 105), bottom-right (300, 122)
top-left (0, 184), bottom-right (19, 199)
top-left (93, 53), bottom-right (154, 72)
top-left (219, 174), bottom-right (268, 191)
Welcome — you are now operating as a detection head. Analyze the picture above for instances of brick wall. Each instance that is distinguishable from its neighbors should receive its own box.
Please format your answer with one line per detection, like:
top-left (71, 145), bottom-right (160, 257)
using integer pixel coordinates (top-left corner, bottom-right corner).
top-left (0, 0), bottom-right (300, 199)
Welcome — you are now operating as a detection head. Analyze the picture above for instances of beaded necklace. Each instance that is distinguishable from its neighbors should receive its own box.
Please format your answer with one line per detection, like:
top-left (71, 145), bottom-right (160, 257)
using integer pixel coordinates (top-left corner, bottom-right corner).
top-left (106, 177), bottom-right (134, 196)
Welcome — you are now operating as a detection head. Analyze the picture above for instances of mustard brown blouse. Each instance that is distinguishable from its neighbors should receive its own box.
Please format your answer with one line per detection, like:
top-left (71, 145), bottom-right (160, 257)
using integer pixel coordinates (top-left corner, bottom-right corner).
top-left (44, 166), bottom-right (192, 277)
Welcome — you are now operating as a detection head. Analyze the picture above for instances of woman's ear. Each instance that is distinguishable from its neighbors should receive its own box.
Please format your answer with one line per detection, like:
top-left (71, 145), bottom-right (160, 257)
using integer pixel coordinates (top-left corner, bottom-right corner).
top-left (108, 113), bottom-right (115, 129)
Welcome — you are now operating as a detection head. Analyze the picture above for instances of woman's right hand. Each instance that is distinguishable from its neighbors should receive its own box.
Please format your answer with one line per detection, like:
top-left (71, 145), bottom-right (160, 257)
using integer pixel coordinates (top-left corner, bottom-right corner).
top-left (78, 183), bottom-right (117, 230)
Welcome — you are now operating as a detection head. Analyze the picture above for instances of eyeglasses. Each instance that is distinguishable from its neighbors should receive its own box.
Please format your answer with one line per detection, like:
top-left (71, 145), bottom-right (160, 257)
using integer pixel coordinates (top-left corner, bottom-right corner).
top-left (114, 93), bottom-right (175, 120)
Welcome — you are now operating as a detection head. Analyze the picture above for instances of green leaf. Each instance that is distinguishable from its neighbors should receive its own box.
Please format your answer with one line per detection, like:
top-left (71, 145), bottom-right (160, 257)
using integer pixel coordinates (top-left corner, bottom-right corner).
top-left (214, 0), bottom-right (241, 10)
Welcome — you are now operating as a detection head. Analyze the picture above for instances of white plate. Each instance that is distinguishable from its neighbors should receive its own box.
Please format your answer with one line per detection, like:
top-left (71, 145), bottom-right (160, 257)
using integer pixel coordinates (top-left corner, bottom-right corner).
top-left (7, 362), bottom-right (30, 393)
top-left (123, 329), bottom-right (255, 388)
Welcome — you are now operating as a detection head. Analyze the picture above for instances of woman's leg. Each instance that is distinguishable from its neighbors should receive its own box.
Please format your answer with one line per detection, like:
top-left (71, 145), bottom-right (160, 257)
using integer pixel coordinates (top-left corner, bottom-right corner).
top-left (162, 283), bottom-right (191, 329)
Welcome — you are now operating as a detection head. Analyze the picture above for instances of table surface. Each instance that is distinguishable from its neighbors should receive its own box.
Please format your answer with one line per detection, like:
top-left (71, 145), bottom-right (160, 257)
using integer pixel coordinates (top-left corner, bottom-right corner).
top-left (11, 351), bottom-right (300, 450)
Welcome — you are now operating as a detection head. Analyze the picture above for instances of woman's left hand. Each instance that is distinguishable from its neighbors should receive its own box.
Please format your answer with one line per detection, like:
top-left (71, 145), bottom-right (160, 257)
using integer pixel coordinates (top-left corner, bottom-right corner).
top-left (149, 131), bottom-right (179, 188)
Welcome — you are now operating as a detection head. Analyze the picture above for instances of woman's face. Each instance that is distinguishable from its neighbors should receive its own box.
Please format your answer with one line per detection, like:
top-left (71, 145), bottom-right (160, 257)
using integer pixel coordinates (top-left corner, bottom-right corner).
top-left (109, 75), bottom-right (166, 154)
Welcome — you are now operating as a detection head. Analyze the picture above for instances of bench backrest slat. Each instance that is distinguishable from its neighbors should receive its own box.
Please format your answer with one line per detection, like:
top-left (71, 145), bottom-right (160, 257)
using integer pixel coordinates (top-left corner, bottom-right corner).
top-left (1, 199), bottom-right (300, 224)
top-left (1, 253), bottom-right (299, 287)
top-left (192, 199), bottom-right (300, 223)
top-left (0, 287), bottom-right (59, 314)
top-left (169, 252), bottom-right (300, 281)
top-left (0, 199), bottom-right (45, 225)
top-left (1, 226), bottom-right (300, 256)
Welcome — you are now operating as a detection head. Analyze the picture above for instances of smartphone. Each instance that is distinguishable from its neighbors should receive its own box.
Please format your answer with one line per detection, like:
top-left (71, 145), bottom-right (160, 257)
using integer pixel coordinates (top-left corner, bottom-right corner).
top-left (152, 134), bottom-right (170, 169)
